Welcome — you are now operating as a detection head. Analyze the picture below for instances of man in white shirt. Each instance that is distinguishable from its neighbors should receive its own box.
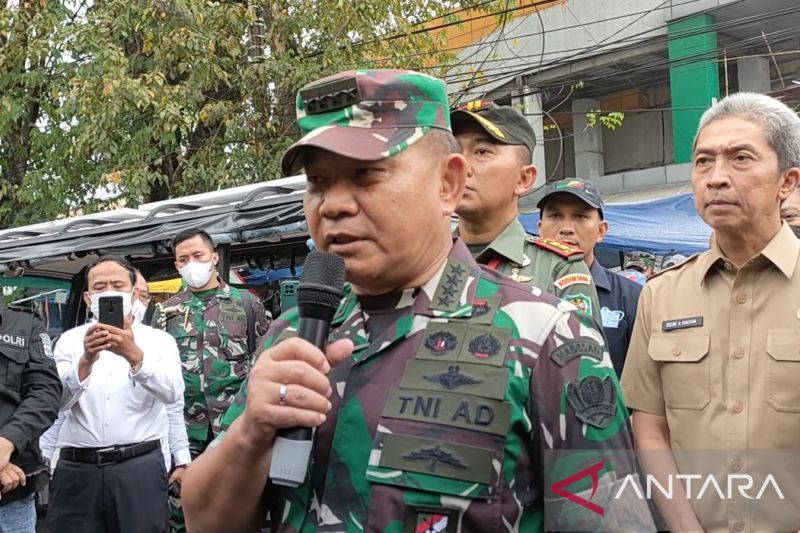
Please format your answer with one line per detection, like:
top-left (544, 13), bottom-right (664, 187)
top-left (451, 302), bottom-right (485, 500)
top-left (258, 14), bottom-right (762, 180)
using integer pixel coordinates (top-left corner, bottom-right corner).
top-left (134, 270), bottom-right (191, 480)
top-left (39, 271), bottom-right (191, 477)
top-left (48, 257), bottom-right (184, 533)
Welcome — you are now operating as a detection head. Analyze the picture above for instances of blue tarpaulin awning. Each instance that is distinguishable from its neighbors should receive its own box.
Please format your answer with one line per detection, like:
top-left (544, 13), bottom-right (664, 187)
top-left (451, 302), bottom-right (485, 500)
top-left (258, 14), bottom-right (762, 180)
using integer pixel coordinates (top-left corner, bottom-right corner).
top-left (520, 193), bottom-right (712, 256)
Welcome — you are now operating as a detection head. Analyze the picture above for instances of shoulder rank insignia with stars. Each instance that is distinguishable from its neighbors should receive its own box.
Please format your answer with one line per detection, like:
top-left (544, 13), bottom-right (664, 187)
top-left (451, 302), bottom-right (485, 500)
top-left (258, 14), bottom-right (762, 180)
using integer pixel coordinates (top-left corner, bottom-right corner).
top-left (533, 238), bottom-right (584, 259)
top-left (430, 259), bottom-right (470, 312)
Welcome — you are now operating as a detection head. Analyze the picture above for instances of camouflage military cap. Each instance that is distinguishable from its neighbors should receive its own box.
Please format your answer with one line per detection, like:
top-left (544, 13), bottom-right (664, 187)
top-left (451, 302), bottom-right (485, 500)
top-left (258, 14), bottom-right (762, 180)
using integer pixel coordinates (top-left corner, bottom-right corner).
top-left (281, 69), bottom-right (451, 175)
top-left (538, 178), bottom-right (605, 218)
top-left (624, 251), bottom-right (656, 271)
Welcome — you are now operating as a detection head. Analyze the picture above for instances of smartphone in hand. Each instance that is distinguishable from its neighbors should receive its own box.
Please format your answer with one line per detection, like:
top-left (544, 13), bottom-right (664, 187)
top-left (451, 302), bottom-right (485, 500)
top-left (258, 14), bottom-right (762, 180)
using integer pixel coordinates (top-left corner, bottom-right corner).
top-left (98, 296), bottom-right (124, 329)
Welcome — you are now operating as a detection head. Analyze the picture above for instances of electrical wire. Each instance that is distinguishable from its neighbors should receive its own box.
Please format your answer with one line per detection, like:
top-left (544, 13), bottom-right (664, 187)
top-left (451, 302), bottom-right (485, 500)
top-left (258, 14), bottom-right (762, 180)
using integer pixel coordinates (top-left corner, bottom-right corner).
top-left (110, 1), bottom-right (800, 118)
top-left (340, 0), bottom-right (707, 67)
top-left (541, 107), bottom-right (563, 180)
top-left (446, 3), bottom-right (800, 96)
top-left (453, 0), bottom-right (513, 104)
top-left (444, 1), bottom-right (792, 86)
top-left (444, 25), bottom-right (799, 98)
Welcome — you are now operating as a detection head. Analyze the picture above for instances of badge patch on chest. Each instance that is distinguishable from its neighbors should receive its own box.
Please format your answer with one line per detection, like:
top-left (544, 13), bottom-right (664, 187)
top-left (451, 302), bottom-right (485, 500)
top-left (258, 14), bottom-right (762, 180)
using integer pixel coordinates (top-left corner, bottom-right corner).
top-left (404, 444), bottom-right (466, 472)
top-left (423, 364), bottom-right (483, 390)
top-left (468, 333), bottom-right (501, 359)
top-left (456, 325), bottom-right (510, 366)
top-left (416, 322), bottom-right (468, 361)
top-left (400, 359), bottom-right (508, 399)
top-left (425, 331), bottom-right (459, 355)
top-left (468, 296), bottom-right (502, 325)
top-left (219, 301), bottom-right (246, 324)
top-left (661, 316), bottom-right (703, 331)
top-left (381, 434), bottom-right (495, 484)
top-left (383, 388), bottom-right (511, 436)
top-left (403, 505), bottom-right (459, 533)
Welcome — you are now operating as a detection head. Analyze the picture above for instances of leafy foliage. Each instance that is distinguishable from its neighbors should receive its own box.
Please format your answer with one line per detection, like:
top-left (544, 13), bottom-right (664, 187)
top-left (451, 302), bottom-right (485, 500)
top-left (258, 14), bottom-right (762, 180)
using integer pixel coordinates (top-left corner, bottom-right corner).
top-left (585, 109), bottom-right (626, 131)
top-left (0, 0), bottom-right (463, 227)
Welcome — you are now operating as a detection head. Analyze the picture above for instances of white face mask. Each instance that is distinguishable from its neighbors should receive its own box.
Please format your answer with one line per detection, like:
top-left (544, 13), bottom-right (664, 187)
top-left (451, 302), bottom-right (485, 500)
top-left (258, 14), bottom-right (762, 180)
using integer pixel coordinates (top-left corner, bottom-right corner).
top-left (89, 290), bottom-right (134, 321)
top-left (131, 300), bottom-right (148, 323)
top-left (178, 260), bottom-right (215, 289)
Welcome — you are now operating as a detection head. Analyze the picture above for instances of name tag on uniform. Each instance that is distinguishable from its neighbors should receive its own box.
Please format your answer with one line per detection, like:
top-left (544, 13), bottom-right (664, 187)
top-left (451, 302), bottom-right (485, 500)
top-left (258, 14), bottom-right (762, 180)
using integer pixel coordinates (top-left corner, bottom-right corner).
top-left (662, 316), bottom-right (703, 331)
top-left (0, 334), bottom-right (28, 348)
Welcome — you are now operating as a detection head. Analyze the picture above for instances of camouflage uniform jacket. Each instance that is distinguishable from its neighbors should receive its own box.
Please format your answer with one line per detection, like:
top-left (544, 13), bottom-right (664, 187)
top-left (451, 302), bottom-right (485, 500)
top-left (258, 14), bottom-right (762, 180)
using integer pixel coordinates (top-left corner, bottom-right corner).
top-left (465, 218), bottom-right (604, 332)
top-left (217, 239), bottom-right (648, 532)
top-left (153, 280), bottom-right (270, 443)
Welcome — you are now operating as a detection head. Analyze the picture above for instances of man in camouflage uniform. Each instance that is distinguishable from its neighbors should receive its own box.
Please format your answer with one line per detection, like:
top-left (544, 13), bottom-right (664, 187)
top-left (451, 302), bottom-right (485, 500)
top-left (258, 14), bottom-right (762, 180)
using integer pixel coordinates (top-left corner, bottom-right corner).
top-left (152, 229), bottom-right (271, 532)
top-left (451, 101), bottom-right (604, 328)
top-left (182, 70), bottom-right (652, 532)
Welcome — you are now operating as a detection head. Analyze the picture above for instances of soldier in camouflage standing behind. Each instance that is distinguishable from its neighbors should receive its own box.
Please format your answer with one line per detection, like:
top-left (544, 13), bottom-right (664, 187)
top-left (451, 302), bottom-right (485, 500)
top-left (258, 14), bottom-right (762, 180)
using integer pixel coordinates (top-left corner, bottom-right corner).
top-left (182, 69), bottom-right (652, 532)
top-left (152, 229), bottom-right (271, 532)
top-left (451, 101), bottom-right (604, 329)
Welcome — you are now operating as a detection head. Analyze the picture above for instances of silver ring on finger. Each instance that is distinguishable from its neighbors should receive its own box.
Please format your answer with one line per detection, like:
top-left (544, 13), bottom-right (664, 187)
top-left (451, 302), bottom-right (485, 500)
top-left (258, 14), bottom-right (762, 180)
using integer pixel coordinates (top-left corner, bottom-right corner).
top-left (278, 384), bottom-right (288, 406)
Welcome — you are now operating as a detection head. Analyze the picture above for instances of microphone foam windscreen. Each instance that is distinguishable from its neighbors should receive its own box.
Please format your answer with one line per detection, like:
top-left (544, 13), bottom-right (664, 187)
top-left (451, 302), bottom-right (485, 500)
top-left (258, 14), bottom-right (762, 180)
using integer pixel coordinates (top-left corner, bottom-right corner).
top-left (298, 251), bottom-right (346, 308)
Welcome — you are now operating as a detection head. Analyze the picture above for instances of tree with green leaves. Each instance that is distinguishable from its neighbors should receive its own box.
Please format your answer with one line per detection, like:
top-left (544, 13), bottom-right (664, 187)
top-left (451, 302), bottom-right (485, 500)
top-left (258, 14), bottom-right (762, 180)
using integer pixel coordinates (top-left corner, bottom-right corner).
top-left (0, 0), bottom-right (473, 228)
top-left (0, 1), bottom-right (622, 229)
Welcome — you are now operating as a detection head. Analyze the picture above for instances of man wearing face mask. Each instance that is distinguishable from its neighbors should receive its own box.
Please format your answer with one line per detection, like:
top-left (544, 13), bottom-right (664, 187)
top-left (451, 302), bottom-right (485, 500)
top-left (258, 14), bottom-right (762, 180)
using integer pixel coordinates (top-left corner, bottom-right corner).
top-left (132, 269), bottom-right (156, 325)
top-left (40, 270), bottom-right (175, 478)
top-left (48, 256), bottom-right (183, 533)
top-left (152, 229), bottom-right (271, 533)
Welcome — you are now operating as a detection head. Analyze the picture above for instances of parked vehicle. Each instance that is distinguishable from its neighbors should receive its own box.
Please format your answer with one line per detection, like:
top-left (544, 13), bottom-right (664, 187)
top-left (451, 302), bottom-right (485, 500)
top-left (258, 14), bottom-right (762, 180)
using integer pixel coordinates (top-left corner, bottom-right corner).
top-left (0, 175), bottom-right (311, 337)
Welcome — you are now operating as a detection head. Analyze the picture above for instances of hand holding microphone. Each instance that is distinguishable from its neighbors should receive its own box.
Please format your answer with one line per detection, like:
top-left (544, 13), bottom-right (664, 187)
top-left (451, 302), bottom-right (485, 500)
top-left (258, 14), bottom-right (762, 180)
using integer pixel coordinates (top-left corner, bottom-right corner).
top-left (238, 251), bottom-right (350, 487)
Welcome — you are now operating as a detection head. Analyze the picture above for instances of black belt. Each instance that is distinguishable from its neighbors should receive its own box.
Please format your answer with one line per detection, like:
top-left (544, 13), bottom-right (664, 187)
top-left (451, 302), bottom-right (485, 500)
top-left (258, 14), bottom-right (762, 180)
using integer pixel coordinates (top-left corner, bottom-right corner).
top-left (60, 440), bottom-right (160, 466)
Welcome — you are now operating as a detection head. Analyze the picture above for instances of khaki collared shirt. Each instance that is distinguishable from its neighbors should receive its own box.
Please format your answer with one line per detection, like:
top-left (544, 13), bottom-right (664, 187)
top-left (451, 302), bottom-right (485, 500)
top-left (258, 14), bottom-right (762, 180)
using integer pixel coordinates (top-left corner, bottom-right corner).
top-left (621, 222), bottom-right (800, 532)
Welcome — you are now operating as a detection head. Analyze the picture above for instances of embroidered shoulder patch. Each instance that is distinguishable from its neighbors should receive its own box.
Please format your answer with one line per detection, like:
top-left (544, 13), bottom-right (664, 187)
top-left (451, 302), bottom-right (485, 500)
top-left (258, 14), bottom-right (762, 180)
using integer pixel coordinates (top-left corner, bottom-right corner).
top-left (554, 273), bottom-right (592, 290)
top-left (533, 238), bottom-right (584, 258)
top-left (567, 293), bottom-right (593, 317)
top-left (39, 333), bottom-right (54, 359)
top-left (550, 338), bottom-right (604, 366)
top-left (566, 376), bottom-right (617, 429)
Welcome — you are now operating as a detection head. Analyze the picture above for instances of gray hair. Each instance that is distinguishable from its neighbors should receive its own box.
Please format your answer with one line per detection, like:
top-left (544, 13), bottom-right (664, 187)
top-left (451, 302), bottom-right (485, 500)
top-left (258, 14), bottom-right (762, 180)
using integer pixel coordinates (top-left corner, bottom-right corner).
top-left (693, 92), bottom-right (800, 171)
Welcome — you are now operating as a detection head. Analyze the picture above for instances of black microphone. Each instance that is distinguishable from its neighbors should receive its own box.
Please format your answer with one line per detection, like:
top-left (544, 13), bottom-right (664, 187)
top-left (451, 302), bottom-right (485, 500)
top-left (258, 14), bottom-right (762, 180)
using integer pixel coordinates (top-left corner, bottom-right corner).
top-left (269, 250), bottom-right (345, 487)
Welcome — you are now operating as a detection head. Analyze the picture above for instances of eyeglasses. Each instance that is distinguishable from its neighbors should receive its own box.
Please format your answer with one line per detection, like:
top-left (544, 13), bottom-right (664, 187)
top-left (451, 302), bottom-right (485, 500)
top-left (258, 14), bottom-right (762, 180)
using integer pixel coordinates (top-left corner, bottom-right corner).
top-left (139, 294), bottom-right (152, 303)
